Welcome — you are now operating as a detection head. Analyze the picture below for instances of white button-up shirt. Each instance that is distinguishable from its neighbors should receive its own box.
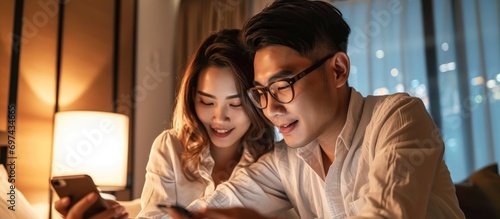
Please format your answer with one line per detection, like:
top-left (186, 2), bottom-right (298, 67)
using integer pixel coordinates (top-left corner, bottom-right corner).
top-left (137, 130), bottom-right (257, 218)
top-left (188, 88), bottom-right (465, 219)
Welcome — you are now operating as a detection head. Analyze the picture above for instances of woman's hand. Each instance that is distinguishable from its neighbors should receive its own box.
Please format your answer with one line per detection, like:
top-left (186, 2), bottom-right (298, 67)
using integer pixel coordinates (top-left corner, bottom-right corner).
top-left (54, 192), bottom-right (128, 219)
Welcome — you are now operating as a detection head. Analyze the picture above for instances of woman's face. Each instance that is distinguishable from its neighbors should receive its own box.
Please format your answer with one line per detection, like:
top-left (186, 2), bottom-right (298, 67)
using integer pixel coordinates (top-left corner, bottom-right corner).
top-left (194, 66), bottom-right (251, 149)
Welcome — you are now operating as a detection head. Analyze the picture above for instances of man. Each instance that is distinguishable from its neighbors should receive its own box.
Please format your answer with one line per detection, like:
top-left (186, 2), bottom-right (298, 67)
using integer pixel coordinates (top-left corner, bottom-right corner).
top-left (177, 0), bottom-right (466, 218)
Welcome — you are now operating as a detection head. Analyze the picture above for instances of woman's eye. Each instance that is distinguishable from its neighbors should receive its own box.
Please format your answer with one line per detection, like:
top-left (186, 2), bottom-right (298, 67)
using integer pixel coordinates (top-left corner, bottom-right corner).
top-left (230, 103), bottom-right (242, 107)
top-left (199, 100), bottom-right (213, 106)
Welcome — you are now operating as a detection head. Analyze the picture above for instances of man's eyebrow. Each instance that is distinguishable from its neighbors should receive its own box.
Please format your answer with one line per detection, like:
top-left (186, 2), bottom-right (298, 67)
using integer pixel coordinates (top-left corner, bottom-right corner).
top-left (197, 91), bottom-right (240, 100)
top-left (254, 70), bottom-right (294, 86)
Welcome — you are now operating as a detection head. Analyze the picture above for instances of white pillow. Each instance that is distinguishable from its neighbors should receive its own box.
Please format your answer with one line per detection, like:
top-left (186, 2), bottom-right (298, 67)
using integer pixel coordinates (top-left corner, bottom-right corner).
top-left (0, 164), bottom-right (41, 219)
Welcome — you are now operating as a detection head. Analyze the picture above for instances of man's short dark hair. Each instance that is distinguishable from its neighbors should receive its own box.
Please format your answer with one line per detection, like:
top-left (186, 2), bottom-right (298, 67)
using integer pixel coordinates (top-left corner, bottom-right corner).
top-left (241, 0), bottom-right (351, 59)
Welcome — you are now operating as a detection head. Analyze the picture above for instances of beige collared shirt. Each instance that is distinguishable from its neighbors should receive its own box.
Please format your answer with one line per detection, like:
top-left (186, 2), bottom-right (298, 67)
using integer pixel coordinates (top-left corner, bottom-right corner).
top-left (188, 88), bottom-right (465, 219)
top-left (137, 129), bottom-right (256, 218)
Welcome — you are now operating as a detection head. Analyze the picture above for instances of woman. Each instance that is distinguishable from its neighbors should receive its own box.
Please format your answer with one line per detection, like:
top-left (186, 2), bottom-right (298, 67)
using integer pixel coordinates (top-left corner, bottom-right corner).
top-left (54, 29), bottom-right (276, 219)
top-left (137, 29), bottom-right (276, 218)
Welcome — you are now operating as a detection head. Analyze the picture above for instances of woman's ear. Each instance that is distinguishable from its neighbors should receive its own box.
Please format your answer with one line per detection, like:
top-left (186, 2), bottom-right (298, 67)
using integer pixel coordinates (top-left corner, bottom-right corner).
top-left (331, 52), bottom-right (350, 88)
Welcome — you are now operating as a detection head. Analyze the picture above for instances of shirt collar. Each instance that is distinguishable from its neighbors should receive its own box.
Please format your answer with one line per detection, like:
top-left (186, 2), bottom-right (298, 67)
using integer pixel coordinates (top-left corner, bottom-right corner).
top-left (338, 88), bottom-right (365, 150)
top-left (296, 140), bottom-right (325, 179)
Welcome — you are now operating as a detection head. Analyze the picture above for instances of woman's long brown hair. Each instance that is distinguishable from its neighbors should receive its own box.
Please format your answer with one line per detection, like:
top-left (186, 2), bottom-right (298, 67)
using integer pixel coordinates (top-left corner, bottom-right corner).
top-left (172, 29), bottom-right (276, 181)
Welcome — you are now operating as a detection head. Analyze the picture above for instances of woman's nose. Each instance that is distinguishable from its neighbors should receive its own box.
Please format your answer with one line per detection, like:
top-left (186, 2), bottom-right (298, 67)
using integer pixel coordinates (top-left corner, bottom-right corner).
top-left (213, 105), bottom-right (229, 122)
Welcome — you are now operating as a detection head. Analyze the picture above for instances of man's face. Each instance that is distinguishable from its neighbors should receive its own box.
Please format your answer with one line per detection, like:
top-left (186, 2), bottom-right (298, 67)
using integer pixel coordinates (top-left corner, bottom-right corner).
top-left (253, 46), bottom-right (345, 148)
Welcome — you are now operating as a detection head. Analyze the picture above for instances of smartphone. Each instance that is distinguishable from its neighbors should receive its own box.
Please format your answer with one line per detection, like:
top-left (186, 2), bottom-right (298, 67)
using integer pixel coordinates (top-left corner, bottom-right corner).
top-left (157, 203), bottom-right (193, 218)
top-left (50, 174), bottom-right (109, 218)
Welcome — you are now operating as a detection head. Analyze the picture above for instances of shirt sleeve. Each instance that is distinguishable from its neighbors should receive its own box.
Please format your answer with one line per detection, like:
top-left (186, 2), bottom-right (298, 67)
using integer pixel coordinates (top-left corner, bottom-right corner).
top-left (137, 131), bottom-right (177, 219)
top-left (349, 94), bottom-right (446, 219)
top-left (187, 147), bottom-right (293, 217)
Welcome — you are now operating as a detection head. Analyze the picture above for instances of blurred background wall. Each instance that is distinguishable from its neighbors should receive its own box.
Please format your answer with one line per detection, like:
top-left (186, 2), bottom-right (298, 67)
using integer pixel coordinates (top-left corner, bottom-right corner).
top-left (0, 0), bottom-right (272, 217)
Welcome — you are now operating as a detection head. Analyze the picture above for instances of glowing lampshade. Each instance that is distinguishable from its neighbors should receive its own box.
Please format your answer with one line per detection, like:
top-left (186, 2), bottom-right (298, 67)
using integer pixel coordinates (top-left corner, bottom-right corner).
top-left (51, 111), bottom-right (129, 191)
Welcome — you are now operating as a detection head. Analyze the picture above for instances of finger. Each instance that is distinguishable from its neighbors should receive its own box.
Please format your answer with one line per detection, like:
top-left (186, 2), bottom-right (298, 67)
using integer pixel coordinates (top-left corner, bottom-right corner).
top-left (90, 204), bottom-right (127, 219)
top-left (54, 197), bottom-right (71, 216)
top-left (66, 192), bottom-right (98, 218)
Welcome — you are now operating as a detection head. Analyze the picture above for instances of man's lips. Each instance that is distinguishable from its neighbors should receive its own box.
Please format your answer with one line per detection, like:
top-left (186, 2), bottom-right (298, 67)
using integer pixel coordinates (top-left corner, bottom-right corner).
top-left (277, 120), bottom-right (298, 135)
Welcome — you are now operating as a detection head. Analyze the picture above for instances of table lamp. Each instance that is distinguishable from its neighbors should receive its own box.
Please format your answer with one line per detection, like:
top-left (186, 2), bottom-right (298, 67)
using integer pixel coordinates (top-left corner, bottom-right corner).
top-left (51, 111), bottom-right (129, 192)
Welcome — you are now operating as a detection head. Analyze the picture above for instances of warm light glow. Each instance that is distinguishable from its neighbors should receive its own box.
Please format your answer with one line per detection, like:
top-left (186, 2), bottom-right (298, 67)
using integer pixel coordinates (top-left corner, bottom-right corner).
top-left (51, 111), bottom-right (129, 191)
top-left (487, 79), bottom-right (496, 89)
top-left (375, 50), bottom-right (385, 59)
top-left (390, 68), bottom-right (399, 77)
top-left (373, 87), bottom-right (389, 95)
top-left (441, 42), bottom-right (449, 51)
top-left (471, 76), bottom-right (484, 86)
top-left (439, 62), bottom-right (456, 73)
top-left (395, 84), bottom-right (405, 92)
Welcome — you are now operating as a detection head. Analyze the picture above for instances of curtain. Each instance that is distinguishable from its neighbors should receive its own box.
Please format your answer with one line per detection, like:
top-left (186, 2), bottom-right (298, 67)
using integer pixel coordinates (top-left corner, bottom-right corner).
top-left (173, 0), bottom-right (252, 92)
top-left (332, 0), bottom-right (500, 182)
top-left (435, 0), bottom-right (500, 181)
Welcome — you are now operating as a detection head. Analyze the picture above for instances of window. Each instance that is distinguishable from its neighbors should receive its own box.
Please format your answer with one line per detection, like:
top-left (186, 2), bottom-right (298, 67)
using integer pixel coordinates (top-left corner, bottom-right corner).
top-left (333, 0), bottom-right (500, 182)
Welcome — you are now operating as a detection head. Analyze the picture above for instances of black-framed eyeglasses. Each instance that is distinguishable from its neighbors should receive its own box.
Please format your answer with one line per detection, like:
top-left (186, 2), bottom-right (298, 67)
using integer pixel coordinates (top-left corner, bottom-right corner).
top-left (247, 53), bottom-right (335, 109)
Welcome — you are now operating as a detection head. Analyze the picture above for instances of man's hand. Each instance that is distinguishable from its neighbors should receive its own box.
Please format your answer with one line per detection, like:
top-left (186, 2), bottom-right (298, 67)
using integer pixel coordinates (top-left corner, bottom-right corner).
top-left (168, 207), bottom-right (277, 219)
top-left (54, 192), bottom-right (128, 219)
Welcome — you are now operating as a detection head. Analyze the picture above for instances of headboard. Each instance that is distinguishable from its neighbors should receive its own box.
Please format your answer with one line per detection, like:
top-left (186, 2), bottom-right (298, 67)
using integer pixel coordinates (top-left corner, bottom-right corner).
top-left (0, 131), bottom-right (7, 168)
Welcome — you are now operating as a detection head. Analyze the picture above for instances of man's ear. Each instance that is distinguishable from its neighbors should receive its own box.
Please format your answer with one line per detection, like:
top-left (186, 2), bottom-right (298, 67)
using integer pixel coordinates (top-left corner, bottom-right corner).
top-left (330, 52), bottom-right (350, 88)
